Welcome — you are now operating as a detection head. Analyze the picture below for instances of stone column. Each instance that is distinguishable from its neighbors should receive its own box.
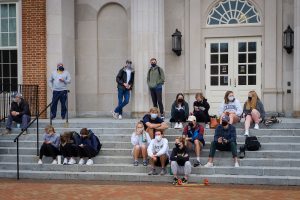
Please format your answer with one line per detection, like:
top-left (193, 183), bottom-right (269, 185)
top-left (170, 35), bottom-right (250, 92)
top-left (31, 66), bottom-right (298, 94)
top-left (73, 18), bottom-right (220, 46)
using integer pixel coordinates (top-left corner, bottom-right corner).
top-left (46, 0), bottom-right (76, 117)
top-left (293, 0), bottom-right (300, 116)
top-left (131, 0), bottom-right (165, 117)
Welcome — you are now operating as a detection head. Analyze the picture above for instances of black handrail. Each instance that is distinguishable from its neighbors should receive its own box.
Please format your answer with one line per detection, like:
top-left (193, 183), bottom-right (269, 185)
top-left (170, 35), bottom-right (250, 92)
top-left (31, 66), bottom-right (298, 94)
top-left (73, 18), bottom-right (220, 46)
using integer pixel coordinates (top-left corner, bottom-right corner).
top-left (13, 90), bottom-right (69, 180)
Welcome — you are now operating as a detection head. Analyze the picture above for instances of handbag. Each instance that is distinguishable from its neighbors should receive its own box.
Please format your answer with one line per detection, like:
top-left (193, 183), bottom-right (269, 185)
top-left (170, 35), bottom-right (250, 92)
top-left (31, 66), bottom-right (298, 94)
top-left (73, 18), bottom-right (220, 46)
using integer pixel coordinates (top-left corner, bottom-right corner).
top-left (210, 117), bottom-right (219, 129)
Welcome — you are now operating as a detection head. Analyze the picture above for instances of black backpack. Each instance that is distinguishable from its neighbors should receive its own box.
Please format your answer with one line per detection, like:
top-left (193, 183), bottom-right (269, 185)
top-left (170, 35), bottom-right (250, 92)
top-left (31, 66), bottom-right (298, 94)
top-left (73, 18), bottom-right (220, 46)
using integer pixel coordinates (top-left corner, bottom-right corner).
top-left (245, 136), bottom-right (261, 151)
top-left (88, 129), bottom-right (102, 154)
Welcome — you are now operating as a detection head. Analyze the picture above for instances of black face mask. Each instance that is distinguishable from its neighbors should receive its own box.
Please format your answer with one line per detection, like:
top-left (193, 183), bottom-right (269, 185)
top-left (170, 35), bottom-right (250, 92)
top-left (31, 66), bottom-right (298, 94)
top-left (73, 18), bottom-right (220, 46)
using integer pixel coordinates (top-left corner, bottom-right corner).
top-left (248, 97), bottom-right (252, 101)
top-left (222, 122), bottom-right (228, 127)
top-left (175, 144), bottom-right (180, 149)
top-left (58, 66), bottom-right (64, 71)
top-left (178, 99), bottom-right (184, 103)
top-left (151, 63), bottom-right (156, 67)
top-left (188, 122), bottom-right (194, 127)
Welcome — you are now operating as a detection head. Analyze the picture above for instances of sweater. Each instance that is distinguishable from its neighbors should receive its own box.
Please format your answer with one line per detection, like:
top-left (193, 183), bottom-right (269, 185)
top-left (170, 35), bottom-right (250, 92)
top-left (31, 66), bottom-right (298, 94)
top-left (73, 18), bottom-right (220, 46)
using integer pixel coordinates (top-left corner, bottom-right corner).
top-left (214, 124), bottom-right (237, 143)
top-left (131, 131), bottom-right (151, 146)
top-left (218, 99), bottom-right (243, 116)
top-left (147, 65), bottom-right (165, 89)
top-left (171, 100), bottom-right (189, 119)
top-left (43, 133), bottom-right (60, 149)
top-left (243, 100), bottom-right (266, 120)
top-left (49, 70), bottom-right (71, 91)
top-left (147, 138), bottom-right (169, 157)
top-left (170, 147), bottom-right (189, 166)
top-left (10, 98), bottom-right (31, 116)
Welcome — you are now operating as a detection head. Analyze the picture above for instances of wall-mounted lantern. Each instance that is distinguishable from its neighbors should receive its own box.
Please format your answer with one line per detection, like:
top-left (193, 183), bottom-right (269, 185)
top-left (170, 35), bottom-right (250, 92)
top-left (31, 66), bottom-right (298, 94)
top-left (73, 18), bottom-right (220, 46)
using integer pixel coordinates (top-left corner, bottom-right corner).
top-left (283, 25), bottom-right (294, 54)
top-left (172, 29), bottom-right (182, 56)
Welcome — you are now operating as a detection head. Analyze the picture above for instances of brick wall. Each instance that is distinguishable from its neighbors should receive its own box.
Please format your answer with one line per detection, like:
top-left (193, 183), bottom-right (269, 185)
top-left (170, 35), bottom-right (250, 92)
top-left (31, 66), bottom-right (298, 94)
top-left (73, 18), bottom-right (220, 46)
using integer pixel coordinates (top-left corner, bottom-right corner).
top-left (22, 0), bottom-right (47, 118)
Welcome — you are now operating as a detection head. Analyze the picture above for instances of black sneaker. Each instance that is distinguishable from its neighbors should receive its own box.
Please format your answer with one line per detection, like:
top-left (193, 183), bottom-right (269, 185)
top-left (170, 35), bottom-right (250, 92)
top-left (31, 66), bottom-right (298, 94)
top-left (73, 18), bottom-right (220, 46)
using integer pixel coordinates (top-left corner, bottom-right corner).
top-left (172, 177), bottom-right (178, 185)
top-left (181, 177), bottom-right (188, 184)
top-left (193, 160), bottom-right (201, 167)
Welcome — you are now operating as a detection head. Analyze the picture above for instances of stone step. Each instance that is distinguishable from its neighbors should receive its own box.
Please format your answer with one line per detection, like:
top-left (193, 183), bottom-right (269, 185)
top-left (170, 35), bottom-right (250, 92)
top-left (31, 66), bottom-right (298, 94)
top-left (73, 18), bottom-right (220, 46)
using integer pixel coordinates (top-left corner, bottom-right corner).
top-left (0, 170), bottom-right (299, 185)
top-left (1, 147), bottom-right (300, 158)
top-left (2, 140), bottom-right (300, 151)
top-left (1, 162), bottom-right (300, 177)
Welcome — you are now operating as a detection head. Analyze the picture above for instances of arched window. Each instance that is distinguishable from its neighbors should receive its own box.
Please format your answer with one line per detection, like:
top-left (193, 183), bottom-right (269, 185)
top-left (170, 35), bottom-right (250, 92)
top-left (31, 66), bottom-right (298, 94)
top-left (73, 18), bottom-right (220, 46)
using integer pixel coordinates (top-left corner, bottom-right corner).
top-left (207, 0), bottom-right (260, 25)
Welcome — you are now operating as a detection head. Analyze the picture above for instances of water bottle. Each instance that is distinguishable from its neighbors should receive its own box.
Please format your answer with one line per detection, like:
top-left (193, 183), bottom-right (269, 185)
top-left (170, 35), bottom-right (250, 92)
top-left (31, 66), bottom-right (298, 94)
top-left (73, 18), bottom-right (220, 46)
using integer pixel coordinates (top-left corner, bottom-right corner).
top-left (17, 123), bottom-right (20, 129)
top-left (57, 155), bottom-right (62, 165)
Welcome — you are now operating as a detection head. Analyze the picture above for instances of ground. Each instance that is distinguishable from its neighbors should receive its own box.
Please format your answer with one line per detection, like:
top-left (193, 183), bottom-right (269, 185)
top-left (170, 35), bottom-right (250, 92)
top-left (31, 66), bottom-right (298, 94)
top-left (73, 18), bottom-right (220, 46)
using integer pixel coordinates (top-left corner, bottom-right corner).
top-left (0, 179), bottom-right (300, 200)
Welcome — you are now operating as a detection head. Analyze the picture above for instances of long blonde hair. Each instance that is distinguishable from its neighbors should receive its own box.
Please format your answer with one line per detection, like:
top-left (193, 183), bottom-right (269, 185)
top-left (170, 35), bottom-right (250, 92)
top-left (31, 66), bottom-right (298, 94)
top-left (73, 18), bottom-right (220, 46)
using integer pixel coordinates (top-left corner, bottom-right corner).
top-left (246, 91), bottom-right (260, 110)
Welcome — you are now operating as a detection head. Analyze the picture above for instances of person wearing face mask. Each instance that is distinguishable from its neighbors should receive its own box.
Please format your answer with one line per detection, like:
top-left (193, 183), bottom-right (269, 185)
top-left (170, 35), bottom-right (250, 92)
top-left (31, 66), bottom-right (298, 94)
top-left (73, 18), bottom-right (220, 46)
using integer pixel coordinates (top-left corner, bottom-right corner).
top-left (182, 115), bottom-right (205, 167)
top-left (243, 91), bottom-right (265, 136)
top-left (49, 62), bottom-right (71, 120)
top-left (170, 93), bottom-right (189, 129)
top-left (131, 122), bottom-right (151, 166)
top-left (142, 107), bottom-right (168, 139)
top-left (204, 115), bottom-right (239, 168)
top-left (170, 137), bottom-right (191, 185)
top-left (3, 93), bottom-right (31, 135)
top-left (147, 58), bottom-right (165, 119)
top-left (38, 125), bottom-right (60, 165)
top-left (112, 60), bottom-right (135, 120)
top-left (218, 90), bottom-right (243, 125)
top-left (147, 130), bottom-right (169, 175)
top-left (193, 92), bottom-right (210, 129)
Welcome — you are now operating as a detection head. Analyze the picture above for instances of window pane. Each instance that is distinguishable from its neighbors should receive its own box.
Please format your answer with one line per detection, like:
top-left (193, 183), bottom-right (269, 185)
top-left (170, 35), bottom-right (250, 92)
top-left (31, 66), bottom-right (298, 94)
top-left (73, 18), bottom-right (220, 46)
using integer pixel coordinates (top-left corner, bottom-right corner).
top-left (248, 42), bottom-right (256, 52)
top-left (248, 64), bottom-right (256, 74)
top-left (239, 42), bottom-right (246, 52)
top-left (220, 54), bottom-right (228, 63)
top-left (238, 76), bottom-right (246, 85)
top-left (248, 76), bottom-right (256, 85)
top-left (11, 78), bottom-right (17, 90)
top-left (220, 43), bottom-right (228, 52)
top-left (3, 50), bottom-right (9, 63)
top-left (1, 19), bottom-right (8, 32)
top-left (211, 43), bottom-right (219, 53)
top-left (9, 4), bottom-right (16, 17)
top-left (9, 33), bottom-right (16, 46)
top-left (1, 4), bottom-right (8, 18)
top-left (3, 78), bottom-right (10, 90)
top-left (220, 65), bottom-right (228, 74)
top-left (0, 64), bottom-right (2, 76)
top-left (239, 54), bottom-right (246, 63)
top-left (1, 33), bottom-right (8, 46)
top-left (248, 53), bottom-right (256, 63)
top-left (211, 76), bottom-right (218, 86)
top-left (238, 65), bottom-right (247, 74)
top-left (9, 18), bottom-right (16, 32)
top-left (3, 64), bottom-right (9, 77)
top-left (10, 50), bottom-right (17, 63)
top-left (220, 76), bottom-right (228, 85)
top-left (211, 65), bottom-right (218, 75)
top-left (211, 54), bottom-right (219, 64)
top-left (11, 64), bottom-right (17, 77)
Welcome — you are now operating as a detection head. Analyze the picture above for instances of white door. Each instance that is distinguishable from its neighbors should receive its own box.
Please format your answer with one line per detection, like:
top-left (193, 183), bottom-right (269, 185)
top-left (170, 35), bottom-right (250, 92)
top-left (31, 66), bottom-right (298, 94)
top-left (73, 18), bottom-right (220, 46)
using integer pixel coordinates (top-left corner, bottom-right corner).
top-left (205, 38), bottom-right (261, 115)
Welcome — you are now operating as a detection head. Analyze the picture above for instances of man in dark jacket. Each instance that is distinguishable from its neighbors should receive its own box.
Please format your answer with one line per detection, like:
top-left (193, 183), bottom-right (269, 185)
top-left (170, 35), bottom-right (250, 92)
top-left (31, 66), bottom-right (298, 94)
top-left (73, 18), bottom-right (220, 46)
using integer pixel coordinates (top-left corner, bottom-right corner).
top-left (204, 115), bottom-right (239, 168)
top-left (112, 60), bottom-right (135, 120)
top-left (4, 93), bottom-right (31, 135)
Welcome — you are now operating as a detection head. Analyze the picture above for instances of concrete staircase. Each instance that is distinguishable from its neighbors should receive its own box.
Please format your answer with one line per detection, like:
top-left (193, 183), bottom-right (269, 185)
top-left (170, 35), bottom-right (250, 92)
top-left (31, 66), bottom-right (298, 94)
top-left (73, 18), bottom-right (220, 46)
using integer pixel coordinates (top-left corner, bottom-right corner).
top-left (1, 118), bottom-right (300, 185)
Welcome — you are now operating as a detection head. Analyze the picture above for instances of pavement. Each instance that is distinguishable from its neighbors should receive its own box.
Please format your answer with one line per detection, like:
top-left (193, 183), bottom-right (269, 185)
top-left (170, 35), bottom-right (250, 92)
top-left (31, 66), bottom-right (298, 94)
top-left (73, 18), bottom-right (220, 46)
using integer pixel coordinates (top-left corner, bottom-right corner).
top-left (1, 179), bottom-right (300, 200)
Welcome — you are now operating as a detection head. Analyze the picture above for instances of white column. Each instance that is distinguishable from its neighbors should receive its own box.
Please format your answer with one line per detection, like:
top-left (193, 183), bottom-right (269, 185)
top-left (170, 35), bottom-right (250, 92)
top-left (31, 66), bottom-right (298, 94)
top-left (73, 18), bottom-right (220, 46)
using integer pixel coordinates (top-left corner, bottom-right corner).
top-left (293, 0), bottom-right (300, 116)
top-left (46, 0), bottom-right (76, 117)
top-left (131, 0), bottom-right (165, 117)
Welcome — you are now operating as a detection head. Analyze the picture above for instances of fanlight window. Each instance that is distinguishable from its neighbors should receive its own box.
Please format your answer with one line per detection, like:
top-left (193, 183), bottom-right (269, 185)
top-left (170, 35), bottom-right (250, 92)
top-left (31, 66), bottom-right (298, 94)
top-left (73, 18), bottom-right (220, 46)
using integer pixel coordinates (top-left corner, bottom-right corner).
top-left (207, 0), bottom-right (260, 25)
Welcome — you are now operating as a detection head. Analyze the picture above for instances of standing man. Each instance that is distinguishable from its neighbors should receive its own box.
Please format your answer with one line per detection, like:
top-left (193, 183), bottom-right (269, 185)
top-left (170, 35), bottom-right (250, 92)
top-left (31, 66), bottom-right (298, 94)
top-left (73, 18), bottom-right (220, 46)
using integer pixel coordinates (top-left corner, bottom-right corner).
top-left (147, 58), bottom-right (165, 119)
top-left (49, 63), bottom-right (71, 120)
top-left (112, 60), bottom-right (135, 120)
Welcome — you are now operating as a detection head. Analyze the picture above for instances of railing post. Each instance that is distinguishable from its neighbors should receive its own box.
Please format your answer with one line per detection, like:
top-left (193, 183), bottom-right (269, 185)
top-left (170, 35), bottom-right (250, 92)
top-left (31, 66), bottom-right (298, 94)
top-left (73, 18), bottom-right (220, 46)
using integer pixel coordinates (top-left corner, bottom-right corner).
top-left (17, 138), bottom-right (19, 180)
top-left (36, 85), bottom-right (39, 156)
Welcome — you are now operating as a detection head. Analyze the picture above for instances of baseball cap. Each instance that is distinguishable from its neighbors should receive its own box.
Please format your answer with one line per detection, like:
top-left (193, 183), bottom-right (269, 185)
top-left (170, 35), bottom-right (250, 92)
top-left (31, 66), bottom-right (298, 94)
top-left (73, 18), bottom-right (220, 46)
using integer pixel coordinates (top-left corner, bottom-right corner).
top-left (187, 115), bottom-right (196, 122)
top-left (222, 115), bottom-right (230, 123)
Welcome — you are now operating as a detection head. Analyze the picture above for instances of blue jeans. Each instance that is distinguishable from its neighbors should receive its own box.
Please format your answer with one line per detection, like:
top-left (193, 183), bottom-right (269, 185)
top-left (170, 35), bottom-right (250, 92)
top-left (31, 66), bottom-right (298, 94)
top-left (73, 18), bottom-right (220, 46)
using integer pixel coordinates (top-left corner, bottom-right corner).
top-left (114, 88), bottom-right (130, 115)
top-left (50, 90), bottom-right (68, 119)
top-left (6, 114), bottom-right (31, 130)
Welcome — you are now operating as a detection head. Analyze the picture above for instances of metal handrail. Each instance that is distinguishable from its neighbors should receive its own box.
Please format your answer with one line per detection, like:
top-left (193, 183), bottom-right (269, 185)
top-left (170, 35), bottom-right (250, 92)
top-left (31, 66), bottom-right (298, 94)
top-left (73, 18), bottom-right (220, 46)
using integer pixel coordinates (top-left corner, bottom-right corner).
top-left (13, 90), bottom-right (69, 180)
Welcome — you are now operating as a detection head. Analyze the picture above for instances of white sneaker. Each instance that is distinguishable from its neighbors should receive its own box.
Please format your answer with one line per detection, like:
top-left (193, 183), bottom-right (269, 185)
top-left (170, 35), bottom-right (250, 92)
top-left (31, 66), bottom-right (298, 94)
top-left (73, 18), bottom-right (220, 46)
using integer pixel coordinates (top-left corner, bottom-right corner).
top-left (86, 159), bottom-right (93, 166)
top-left (63, 158), bottom-right (68, 165)
top-left (118, 115), bottom-right (122, 120)
top-left (68, 157), bottom-right (76, 165)
top-left (235, 162), bottom-right (240, 167)
top-left (78, 158), bottom-right (85, 165)
top-left (204, 162), bottom-right (213, 167)
top-left (244, 130), bottom-right (249, 136)
top-left (38, 159), bottom-right (43, 165)
top-left (52, 159), bottom-right (58, 165)
top-left (174, 122), bottom-right (179, 129)
top-left (254, 123), bottom-right (259, 130)
top-left (205, 124), bottom-right (210, 129)
top-left (178, 123), bottom-right (183, 129)
top-left (111, 111), bottom-right (118, 119)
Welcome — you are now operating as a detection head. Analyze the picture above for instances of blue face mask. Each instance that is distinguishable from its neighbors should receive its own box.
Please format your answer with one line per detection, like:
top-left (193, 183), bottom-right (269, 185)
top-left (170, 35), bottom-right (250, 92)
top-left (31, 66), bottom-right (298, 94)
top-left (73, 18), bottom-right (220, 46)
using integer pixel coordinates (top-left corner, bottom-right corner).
top-left (150, 113), bottom-right (158, 119)
top-left (58, 66), bottom-right (64, 71)
top-left (151, 63), bottom-right (156, 67)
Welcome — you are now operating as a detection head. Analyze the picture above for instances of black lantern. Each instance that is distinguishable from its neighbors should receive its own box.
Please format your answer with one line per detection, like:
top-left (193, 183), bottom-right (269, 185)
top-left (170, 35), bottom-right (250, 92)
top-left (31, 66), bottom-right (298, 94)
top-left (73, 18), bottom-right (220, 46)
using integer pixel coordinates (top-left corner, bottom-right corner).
top-left (283, 25), bottom-right (294, 54)
top-left (172, 29), bottom-right (182, 56)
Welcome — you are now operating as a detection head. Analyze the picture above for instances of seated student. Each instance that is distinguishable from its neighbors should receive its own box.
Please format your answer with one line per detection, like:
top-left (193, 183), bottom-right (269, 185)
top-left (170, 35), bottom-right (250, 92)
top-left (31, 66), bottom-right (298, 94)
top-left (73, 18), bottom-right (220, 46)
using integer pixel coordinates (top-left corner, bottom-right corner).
top-left (60, 131), bottom-right (79, 165)
top-left (243, 91), bottom-right (266, 136)
top-left (142, 107), bottom-right (168, 139)
top-left (4, 93), bottom-right (31, 135)
top-left (38, 125), bottom-right (60, 165)
top-left (204, 115), bottom-right (239, 168)
top-left (147, 130), bottom-right (169, 175)
top-left (170, 136), bottom-right (192, 185)
top-left (170, 93), bottom-right (189, 129)
top-left (182, 115), bottom-right (205, 167)
top-left (218, 90), bottom-right (242, 125)
top-left (193, 92), bottom-right (210, 129)
top-left (78, 128), bottom-right (99, 166)
top-left (131, 121), bottom-right (151, 166)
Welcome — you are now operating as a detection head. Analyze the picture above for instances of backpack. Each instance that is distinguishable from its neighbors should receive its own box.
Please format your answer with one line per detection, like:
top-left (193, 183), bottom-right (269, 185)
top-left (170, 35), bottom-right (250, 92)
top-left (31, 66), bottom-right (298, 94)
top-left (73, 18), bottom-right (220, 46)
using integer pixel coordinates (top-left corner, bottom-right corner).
top-left (245, 136), bottom-right (261, 151)
top-left (88, 129), bottom-right (102, 154)
top-left (264, 116), bottom-right (280, 126)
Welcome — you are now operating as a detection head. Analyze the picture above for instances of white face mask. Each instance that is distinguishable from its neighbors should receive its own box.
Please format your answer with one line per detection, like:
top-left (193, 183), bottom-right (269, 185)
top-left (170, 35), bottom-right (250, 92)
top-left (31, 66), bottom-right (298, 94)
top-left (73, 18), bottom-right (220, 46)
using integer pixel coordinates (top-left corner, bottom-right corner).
top-left (228, 96), bottom-right (234, 101)
top-left (155, 135), bottom-right (162, 142)
top-left (136, 128), bottom-right (144, 134)
top-left (150, 113), bottom-right (158, 119)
